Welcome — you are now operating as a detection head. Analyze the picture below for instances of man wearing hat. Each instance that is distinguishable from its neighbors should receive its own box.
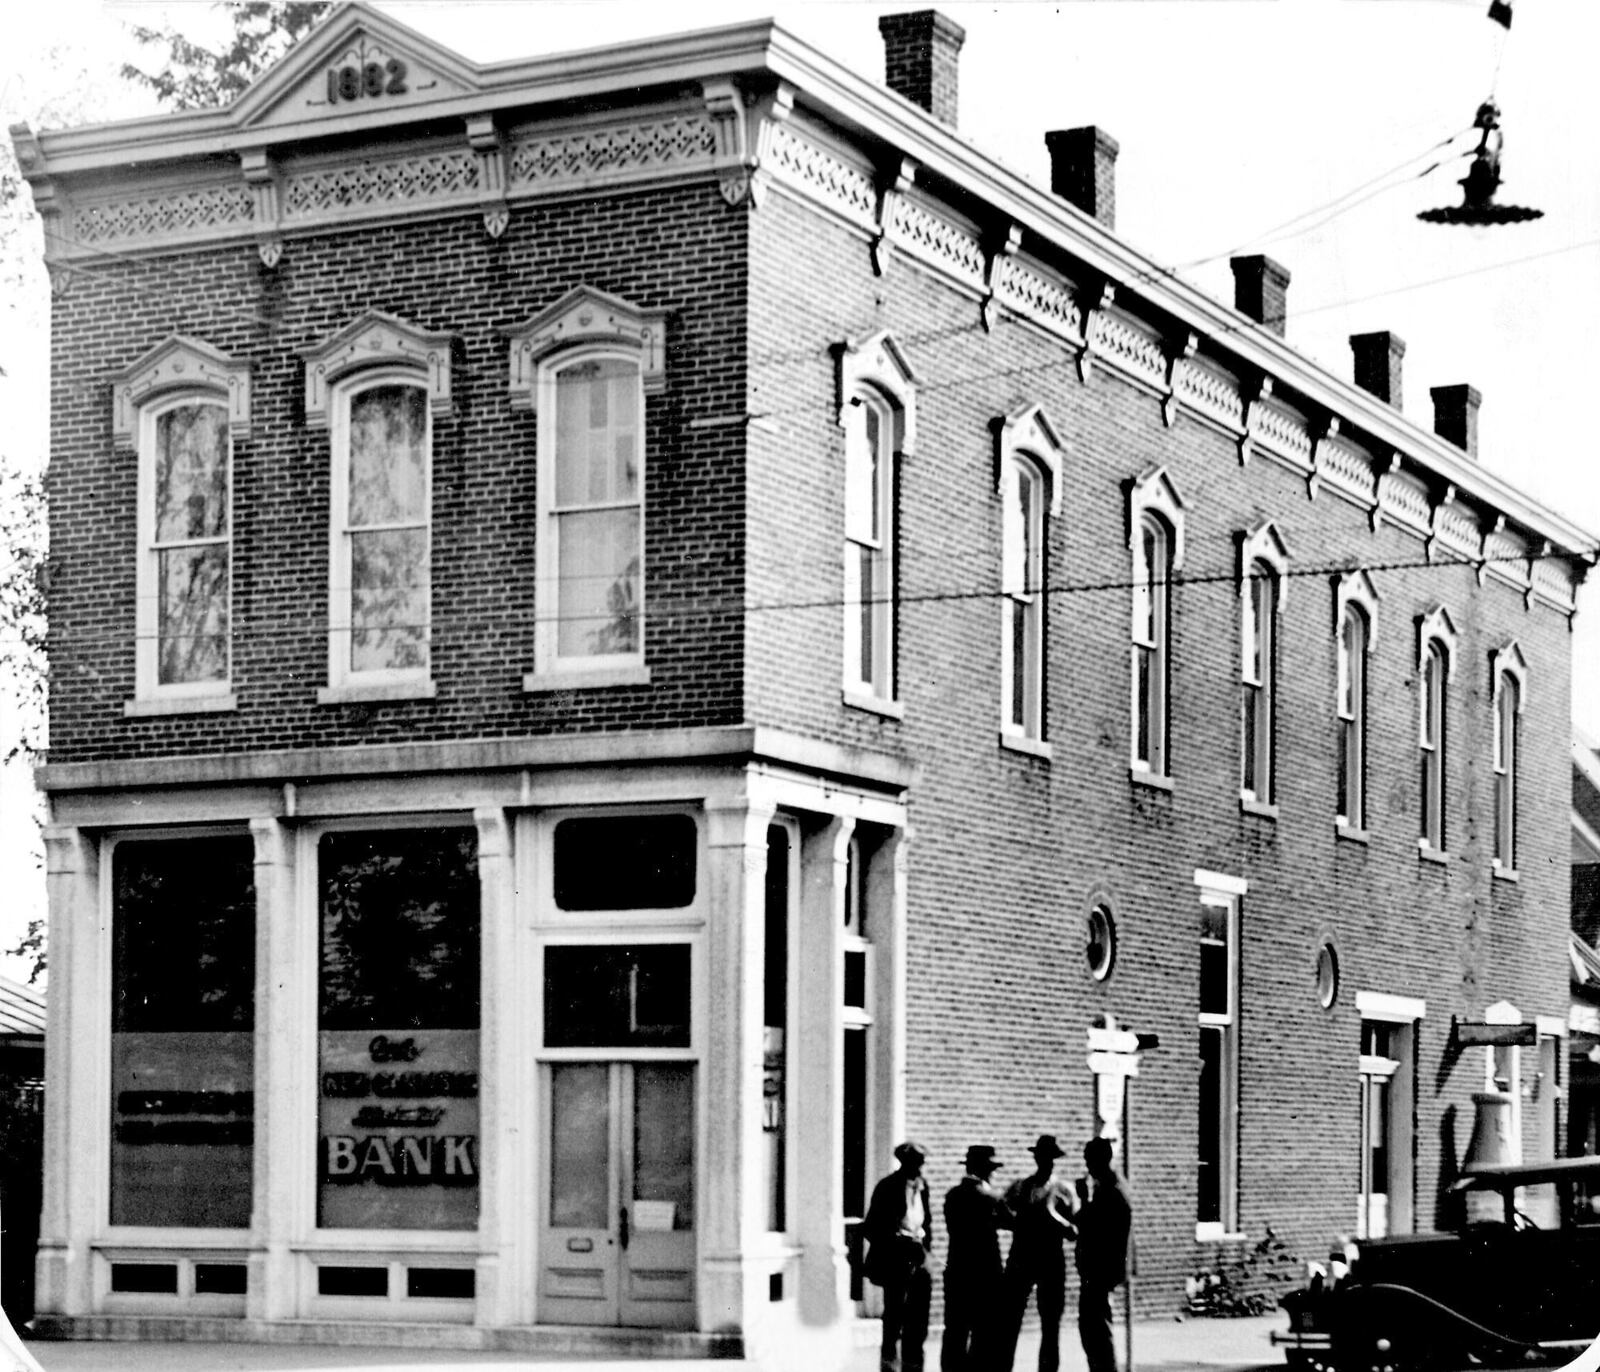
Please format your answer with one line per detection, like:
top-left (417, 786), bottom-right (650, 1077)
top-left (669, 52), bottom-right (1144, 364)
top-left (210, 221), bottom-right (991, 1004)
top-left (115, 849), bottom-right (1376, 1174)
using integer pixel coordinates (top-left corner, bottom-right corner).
top-left (863, 1141), bottom-right (934, 1372)
top-left (998, 1134), bottom-right (1076, 1372)
top-left (940, 1144), bottom-right (1009, 1372)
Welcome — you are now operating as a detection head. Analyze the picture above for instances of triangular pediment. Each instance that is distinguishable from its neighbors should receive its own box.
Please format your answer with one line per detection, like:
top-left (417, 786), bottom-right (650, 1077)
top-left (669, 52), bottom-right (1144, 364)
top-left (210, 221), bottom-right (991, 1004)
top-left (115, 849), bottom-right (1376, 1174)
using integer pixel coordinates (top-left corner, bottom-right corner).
top-left (231, 2), bottom-right (484, 136)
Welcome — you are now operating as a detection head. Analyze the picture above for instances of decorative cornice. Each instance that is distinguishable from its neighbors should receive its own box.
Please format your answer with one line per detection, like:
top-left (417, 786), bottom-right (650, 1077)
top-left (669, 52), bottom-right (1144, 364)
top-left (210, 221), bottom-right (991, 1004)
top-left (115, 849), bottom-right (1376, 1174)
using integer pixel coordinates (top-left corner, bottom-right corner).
top-left (302, 309), bottom-right (454, 427)
top-left (111, 335), bottom-right (252, 447)
top-left (505, 284), bottom-right (668, 411)
top-left (834, 329), bottom-right (918, 458)
top-left (1128, 466), bottom-right (1187, 571)
top-left (1417, 605), bottom-right (1459, 676)
top-left (992, 404), bottom-right (1064, 516)
top-left (1333, 569), bottom-right (1380, 647)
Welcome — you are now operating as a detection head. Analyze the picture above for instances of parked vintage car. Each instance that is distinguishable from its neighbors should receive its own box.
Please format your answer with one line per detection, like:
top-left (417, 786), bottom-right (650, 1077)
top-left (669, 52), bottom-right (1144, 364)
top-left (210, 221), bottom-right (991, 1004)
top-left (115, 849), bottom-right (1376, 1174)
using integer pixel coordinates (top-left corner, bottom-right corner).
top-left (1273, 1155), bottom-right (1600, 1371)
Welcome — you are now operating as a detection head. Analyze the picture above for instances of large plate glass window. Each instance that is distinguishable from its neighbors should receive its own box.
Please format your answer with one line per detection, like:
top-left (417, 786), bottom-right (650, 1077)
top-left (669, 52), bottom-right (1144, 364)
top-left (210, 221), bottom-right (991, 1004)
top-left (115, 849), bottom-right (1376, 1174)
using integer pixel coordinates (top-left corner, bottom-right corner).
top-left (111, 836), bottom-right (255, 1227)
top-left (317, 828), bottom-right (480, 1230)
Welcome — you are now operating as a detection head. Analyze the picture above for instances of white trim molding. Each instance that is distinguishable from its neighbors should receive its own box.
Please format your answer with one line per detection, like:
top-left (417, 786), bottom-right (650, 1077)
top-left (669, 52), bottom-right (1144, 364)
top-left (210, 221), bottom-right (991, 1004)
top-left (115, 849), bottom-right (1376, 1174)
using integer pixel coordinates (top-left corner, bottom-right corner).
top-left (1355, 990), bottom-right (1426, 1023)
top-left (303, 309), bottom-right (454, 428)
top-left (1334, 569), bottom-right (1380, 648)
top-left (1417, 605), bottom-right (1458, 679)
top-left (992, 405), bottom-right (1064, 516)
top-left (112, 335), bottom-right (252, 449)
top-left (1239, 521), bottom-right (1291, 609)
top-left (1489, 640), bottom-right (1529, 710)
top-left (834, 330), bottom-right (918, 458)
top-left (1193, 869), bottom-right (1248, 896)
top-left (1128, 466), bottom-right (1187, 571)
top-left (506, 284), bottom-right (668, 411)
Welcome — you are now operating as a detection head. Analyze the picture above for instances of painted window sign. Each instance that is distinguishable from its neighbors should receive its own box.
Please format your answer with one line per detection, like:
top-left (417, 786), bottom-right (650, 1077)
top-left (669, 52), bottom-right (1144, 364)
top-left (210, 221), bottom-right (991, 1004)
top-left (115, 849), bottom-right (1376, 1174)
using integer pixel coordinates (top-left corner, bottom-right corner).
top-left (326, 58), bottom-right (409, 105)
top-left (110, 836), bottom-right (255, 1228)
top-left (318, 829), bottom-right (480, 1231)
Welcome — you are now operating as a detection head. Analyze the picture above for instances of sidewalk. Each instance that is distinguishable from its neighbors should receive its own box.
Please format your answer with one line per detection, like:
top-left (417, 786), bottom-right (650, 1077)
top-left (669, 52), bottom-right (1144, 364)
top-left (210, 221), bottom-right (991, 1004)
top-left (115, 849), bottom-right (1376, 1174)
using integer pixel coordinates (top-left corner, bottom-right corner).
top-left (16, 1313), bottom-right (1289, 1372)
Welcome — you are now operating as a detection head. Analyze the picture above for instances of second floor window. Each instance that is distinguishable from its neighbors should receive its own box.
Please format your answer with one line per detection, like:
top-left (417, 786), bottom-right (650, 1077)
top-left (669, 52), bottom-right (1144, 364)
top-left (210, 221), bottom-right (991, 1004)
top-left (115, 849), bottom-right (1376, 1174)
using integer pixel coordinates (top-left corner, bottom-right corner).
top-left (843, 392), bottom-right (895, 698)
top-left (331, 378), bottom-right (431, 684)
top-left (1002, 457), bottom-right (1047, 740)
top-left (142, 399), bottom-right (231, 694)
top-left (1337, 605), bottom-right (1369, 828)
top-left (1418, 635), bottom-right (1450, 851)
top-left (1132, 514), bottom-right (1173, 774)
top-left (547, 357), bottom-right (644, 665)
top-left (1241, 563), bottom-right (1278, 801)
top-left (1491, 645), bottom-right (1527, 870)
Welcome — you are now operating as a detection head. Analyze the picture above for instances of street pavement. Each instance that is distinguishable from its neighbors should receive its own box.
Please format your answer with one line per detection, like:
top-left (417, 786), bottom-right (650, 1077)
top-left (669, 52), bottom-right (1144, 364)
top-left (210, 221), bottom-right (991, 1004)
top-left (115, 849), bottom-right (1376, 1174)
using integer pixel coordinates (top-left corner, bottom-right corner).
top-left (15, 1313), bottom-right (1292, 1371)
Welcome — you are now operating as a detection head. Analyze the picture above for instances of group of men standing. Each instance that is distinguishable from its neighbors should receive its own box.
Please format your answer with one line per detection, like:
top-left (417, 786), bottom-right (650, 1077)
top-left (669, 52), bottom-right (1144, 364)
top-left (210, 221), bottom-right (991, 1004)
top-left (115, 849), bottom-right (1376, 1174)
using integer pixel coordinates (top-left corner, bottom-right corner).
top-left (862, 1134), bottom-right (1132, 1372)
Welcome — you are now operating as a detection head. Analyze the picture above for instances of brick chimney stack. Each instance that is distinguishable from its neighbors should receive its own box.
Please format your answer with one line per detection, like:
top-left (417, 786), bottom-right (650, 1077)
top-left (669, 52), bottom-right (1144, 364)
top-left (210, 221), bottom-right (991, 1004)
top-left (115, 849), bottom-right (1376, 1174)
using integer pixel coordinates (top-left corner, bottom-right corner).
top-left (878, 11), bottom-right (966, 127)
top-left (1350, 331), bottom-right (1406, 409)
top-left (1230, 255), bottom-right (1291, 337)
top-left (1431, 384), bottom-right (1482, 458)
top-left (1044, 127), bottom-right (1119, 230)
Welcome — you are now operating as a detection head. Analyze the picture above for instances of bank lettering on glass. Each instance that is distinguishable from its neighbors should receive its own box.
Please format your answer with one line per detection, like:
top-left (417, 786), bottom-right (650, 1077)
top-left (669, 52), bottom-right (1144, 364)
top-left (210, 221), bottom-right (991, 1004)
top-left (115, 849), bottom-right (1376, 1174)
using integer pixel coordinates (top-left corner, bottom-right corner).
top-left (322, 1035), bottom-right (477, 1186)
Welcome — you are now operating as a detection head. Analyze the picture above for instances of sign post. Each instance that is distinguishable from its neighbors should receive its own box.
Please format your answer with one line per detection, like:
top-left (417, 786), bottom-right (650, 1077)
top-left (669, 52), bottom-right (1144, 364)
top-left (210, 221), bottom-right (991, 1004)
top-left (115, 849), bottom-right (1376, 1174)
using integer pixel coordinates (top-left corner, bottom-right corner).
top-left (1086, 1017), bottom-right (1157, 1372)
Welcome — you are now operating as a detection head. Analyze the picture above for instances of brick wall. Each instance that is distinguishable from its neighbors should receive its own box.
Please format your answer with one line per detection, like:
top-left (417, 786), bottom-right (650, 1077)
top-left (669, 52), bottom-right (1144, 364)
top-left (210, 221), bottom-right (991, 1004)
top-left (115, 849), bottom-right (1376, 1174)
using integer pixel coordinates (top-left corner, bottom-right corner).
top-left (46, 186), bottom-right (749, 762)
top-left (746, 185), bottom-right (1573, 1312)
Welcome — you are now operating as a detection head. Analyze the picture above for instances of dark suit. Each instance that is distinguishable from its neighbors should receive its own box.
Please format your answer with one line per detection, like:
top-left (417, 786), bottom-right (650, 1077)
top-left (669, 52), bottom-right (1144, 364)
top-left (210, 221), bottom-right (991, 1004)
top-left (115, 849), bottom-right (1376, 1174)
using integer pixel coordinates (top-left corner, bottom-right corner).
top-left (863, 1168), bottom-right (934, 1372)
top-left (940, 1175), bottom-right (1009, 1372)
top-left (999, 1173), bottom-right (1075, 1372)
top-left (1073, 1171), bottom-right (1132, 1372)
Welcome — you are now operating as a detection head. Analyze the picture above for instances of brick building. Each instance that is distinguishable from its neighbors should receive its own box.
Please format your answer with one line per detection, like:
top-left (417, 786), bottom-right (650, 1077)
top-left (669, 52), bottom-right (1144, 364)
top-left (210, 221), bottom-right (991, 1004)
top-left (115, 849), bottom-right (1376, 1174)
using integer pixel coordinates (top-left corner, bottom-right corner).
top-left (11, 3), bottom-right (1594, 1361)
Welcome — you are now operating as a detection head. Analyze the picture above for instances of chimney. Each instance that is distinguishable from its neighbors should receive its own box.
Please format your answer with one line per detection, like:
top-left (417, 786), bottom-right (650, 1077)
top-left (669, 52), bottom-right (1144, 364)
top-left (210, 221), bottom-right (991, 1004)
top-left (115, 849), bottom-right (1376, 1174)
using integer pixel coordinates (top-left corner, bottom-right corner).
top-left (1350, 330), bottom-right (1406, 409)
top-left (1230, 255), bottom-right (1291, 337)
top-left (878, 10), bottom-right (966, 127)
top-left (1044, 127), bottom-right (1119, 230)
top-left (1431, 384), bottom-right (1481, 458)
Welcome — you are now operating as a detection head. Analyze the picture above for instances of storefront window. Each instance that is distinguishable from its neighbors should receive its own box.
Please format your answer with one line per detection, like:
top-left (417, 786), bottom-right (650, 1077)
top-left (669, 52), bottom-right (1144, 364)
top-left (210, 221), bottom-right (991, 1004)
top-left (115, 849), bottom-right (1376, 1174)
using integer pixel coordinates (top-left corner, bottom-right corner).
top-left (111, 836), bottom-right (255, 1228)
top-left (553, 814), bottom-right (696, 910)
top-left (544, 944), bottom-right (691, 1048)
top-left (318, 828), bottom-right (480, 1231)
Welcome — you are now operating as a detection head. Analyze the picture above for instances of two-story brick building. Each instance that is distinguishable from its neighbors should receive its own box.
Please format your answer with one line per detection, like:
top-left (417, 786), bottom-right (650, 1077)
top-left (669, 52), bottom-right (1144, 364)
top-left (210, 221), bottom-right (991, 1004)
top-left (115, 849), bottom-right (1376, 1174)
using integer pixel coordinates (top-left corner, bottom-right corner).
top-left (12, 3), bottom-right (1593, 1362)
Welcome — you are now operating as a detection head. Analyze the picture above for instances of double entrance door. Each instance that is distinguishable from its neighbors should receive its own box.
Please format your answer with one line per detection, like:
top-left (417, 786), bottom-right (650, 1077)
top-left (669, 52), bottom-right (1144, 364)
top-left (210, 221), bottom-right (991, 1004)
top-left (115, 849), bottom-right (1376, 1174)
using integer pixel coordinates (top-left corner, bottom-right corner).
top-left (540, 1062), bottom-right (696, 1328)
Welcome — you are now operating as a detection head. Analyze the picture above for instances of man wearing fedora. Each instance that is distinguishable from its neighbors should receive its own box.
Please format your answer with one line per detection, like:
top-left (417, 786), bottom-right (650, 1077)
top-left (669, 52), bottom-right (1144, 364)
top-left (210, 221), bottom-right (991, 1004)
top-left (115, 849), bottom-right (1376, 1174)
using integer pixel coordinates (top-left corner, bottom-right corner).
top-left (863, 1141), bottom-right (934, 1372)
top-left (940, 1143), bottom-right (1009, 1372)
top-left (998, 1134), bottom-right (1076, 1372)
top-left (1073, 1136), bottom-right (1133, 1372)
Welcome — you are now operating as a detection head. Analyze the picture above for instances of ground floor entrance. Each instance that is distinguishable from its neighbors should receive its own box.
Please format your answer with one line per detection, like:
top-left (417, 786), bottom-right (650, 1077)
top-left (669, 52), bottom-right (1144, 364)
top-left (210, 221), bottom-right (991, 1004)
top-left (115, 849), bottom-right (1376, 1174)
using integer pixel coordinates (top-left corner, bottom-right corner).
top-left (540, 1062), bottom-right (696, 1329)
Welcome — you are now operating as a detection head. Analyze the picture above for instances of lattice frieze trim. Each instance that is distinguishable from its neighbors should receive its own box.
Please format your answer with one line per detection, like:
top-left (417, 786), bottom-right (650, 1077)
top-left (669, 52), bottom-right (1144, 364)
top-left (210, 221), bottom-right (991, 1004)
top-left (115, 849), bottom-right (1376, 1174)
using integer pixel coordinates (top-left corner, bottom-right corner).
top-left (282, 149), bottom-right (480, 219)
top-left (994, 257), bottom-right (1085, 344)
top-left (1530, 554), bottom-right (1577, 611)
top-left (1093, 312), bottom-right (1167, 390)
top-left (507, 114), bottom-right (717, 187)
top-left (1253, 402), bottom-right (1312, 468)
top-left (111, 335), bottom-right (252, 447)
top-left (303, 310), bottom-right (454, 428)
top-left (1175, 358), bottom-right (1245, 431)
top-left (1318, 440), bottom-right (1378, 505)
top-left (764, 123), bottom-right (876, 228)
top-left (1482, 527), bottom-right (1530, 590)
top-left (72, 182), bottom-right (254, 245)
top-left (888, 196), bottom-right (986, 291)
top-left (1378, 469), bottom-right (1433, 535)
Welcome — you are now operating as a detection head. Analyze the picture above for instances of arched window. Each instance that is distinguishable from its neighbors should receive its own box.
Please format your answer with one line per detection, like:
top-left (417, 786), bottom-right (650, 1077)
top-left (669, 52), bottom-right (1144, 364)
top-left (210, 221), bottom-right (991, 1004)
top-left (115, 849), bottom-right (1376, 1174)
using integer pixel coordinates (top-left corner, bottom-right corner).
top-left (1129, 468), bottom-right (1184, 778)
top-left (1417, 607), bottom-right (1457, 853)
top-left (1490, 643), bottom-right (1528, 871)
top-left (509, 286), bottom-right (666, 688)
top-left (306, 311), bottom-right (453, 701)
top-left (836, 332), bottom-right (916, 708)
top-left (1239, 523), bottom-right (1289, 805)
top-left (114, 335), bottom-right (250, 713)
top-left (995, 406), bottom-right (1063, 750)
top-left (1334, 571), bottom-right (1379, 831)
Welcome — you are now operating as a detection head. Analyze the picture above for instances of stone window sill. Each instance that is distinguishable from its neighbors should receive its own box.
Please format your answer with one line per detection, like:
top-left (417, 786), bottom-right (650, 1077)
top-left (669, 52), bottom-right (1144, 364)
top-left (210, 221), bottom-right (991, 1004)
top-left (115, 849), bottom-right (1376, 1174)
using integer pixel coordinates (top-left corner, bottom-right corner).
top-left (1239, 795), bottom-right (1279, 821)
top-left (1417, 843), bottom-right (1450, 866)
top-left (1194, 1224), bottom-right (1247, 1243)
top-left (1000, 731), bottom-right (1051, 761)
top-left (123, 694), bottom-right (238, 718)
top-left (1335, 820), bottom-right (1370, 845)
top-left (523, 666), bottom-right (651, 693)
top-left (843, 689), bottom-right (905, 720)
top-left (1491, 862), bottom-right (1519, 883)
top-left (318, 680), bottom-right (437, 705)
top-left (1129, 767), bottom-right (1174, 793)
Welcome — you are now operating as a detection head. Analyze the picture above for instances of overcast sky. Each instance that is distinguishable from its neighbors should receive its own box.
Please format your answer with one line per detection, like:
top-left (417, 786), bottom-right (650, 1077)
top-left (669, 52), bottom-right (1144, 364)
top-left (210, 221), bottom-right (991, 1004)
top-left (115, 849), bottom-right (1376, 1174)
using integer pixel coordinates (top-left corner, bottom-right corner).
top-left (2, 0), bottom-right (1598, 980)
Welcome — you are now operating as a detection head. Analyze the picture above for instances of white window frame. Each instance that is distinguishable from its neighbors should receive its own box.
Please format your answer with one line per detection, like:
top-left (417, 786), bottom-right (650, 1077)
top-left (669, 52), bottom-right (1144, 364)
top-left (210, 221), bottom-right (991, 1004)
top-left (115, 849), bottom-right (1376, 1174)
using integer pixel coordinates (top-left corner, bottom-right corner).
top-left (1353, 989), bottom-right (1423, 1238)
top-left (1334, 571), bottom-right (1379, 833)
top-left (134, 395), bottom-right (236, 709)
top-left (1129, 467), bottom-right (1185, 780)
top-left (1239, 523), bottom-right (1289, 809)
top-left (1417, 606), bottom-right (1458, 855)
top-left (995, 406), bottom-right (1064, 755)
top-left (113, 335), bottom-right (251, 716)
top-left (1194, 869), bottom-right (1245, 1239)
top-left (325, 369), bottom-right (435, 698)
top-left (1490, 642), bottom-right (1528, 874)
top-left (836, 332), bottom-right (917, 713)
top-left (533, 348), bottom-right (648, 682)
top-left (841, 833), bottom-right (876, 1227)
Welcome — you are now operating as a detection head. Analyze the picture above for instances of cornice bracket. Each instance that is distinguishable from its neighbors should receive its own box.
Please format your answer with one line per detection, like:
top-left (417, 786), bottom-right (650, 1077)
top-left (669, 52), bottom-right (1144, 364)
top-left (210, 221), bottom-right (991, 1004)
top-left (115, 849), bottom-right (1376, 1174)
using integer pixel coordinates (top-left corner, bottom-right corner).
top-left (1076, 277), bottom-right (1115, 383)
top-left (705, 78), bottom-right (792, 209)
top-left (1477, 514), bottom-right (1506, 587)
top-left (1307, 413), bottom-right (1340, 500)
top-left (981, 221), bottom-right (1022, 333)
top-left (1162, 330), bottom-right (1198, 428)
top-left (1237, 372), bottom-right (1272, 466)
top-left (871, 156), bottom-right (917, 276)
top-left (240, 148), bottom-right (283, 269)
top-left (1425, 483), bottom-right (1459, 564)
top-left (465, 112), bottom-right (510, 240)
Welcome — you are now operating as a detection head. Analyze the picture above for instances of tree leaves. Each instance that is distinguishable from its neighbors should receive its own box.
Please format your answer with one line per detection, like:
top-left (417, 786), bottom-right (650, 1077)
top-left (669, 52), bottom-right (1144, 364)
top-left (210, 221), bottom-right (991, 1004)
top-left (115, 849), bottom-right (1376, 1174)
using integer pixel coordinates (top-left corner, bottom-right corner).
top-left (121, 2), bottom-right (332, 111)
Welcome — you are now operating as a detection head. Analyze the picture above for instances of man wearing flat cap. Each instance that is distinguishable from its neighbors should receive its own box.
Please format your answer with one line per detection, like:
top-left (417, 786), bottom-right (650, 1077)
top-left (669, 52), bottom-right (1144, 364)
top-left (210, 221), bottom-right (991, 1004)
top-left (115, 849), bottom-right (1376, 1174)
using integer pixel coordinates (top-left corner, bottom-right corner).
top-left (998, 1134), bottom-right (1076, 1372)
top-left (863, 1141), bottom-right (934, 1372)
top-left (940, 1143), bottom-right (1009, 1372)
